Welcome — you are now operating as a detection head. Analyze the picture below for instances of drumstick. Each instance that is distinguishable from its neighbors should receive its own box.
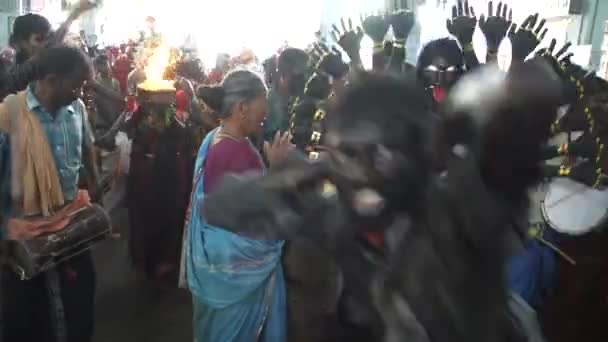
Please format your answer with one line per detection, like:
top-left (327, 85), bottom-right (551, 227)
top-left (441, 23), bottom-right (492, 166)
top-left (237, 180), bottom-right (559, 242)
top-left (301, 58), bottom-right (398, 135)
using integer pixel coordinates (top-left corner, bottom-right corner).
top-left (536, 237), bottom-right (577, 266)
top-left (67, 205), bottom-right (90, 218)
top-left (530, 223), bottom-right (577, 265)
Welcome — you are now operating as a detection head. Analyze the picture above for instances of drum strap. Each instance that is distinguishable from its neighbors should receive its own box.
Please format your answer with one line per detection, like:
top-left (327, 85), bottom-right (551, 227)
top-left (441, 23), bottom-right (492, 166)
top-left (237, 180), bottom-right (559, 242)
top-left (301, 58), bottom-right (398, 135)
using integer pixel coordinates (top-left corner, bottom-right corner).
top-left (45, 269), bottom-right (66, 342)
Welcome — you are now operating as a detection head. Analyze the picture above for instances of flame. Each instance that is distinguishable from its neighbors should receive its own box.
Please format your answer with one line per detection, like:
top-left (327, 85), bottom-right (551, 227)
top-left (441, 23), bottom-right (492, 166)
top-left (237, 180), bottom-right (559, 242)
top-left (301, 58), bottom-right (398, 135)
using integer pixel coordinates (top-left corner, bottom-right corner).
top-left (140, 43), bottom-right (175, 91)
top-left (145, 43), bottom-right (169, 82)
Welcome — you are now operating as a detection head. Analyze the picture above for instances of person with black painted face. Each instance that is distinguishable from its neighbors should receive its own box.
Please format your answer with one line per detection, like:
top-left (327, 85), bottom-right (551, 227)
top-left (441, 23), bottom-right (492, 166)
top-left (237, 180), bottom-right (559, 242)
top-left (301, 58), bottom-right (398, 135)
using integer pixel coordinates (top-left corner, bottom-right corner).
top-left (417, 38), bottom-right (465, 109)
top-left (418, 1), bottom-right (516, 111)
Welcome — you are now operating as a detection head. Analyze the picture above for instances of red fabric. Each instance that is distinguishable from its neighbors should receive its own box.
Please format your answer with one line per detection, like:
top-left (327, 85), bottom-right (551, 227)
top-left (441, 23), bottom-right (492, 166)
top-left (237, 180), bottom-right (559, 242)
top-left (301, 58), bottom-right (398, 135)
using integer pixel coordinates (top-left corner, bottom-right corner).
top-left (364, 231), bottom-right (385, 249)
top-left (112, 55), bottom-right (132, 96)
top-left (203, 138), bottom-right (264, 194)
top-left (175, 90), bottom-right (190, 122)
top-left (125, 96), bottom-right (138, 113)
top-left (208, 69), bottom-right (223, 84)
top-left (175, 90), bottom-right (189, 112)
top-left (541, 234), bottom-right (608, 342)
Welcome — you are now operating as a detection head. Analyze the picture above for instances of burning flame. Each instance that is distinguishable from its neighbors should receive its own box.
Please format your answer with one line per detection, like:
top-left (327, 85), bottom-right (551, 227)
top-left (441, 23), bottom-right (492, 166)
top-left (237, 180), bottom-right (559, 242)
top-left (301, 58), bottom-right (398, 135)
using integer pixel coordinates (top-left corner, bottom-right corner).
top-left (139, 43), bottom-right (175, 91)
top-left (145, 43), bottom-right (169, 82)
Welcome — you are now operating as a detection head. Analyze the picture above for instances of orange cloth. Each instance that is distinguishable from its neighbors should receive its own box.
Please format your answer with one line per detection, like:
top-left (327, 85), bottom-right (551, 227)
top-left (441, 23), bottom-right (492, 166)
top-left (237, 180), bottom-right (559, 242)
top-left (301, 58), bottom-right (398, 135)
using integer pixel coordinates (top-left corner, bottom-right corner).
top-left (0, 92), bottom-right (65, 216)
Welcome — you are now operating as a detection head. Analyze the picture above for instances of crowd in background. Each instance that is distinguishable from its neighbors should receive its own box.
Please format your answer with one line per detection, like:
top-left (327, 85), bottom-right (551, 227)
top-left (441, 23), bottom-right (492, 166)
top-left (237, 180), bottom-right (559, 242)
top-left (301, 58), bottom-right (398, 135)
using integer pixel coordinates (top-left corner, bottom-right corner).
top-left (0, 1), bottom-right (608, 342)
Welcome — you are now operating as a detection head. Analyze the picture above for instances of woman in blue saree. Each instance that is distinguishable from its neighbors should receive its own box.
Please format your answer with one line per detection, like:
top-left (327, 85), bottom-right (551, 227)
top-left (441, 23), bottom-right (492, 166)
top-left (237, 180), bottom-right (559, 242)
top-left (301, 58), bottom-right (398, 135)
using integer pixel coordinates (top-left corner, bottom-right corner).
top-left (179, 70), bottom-right (291, 342)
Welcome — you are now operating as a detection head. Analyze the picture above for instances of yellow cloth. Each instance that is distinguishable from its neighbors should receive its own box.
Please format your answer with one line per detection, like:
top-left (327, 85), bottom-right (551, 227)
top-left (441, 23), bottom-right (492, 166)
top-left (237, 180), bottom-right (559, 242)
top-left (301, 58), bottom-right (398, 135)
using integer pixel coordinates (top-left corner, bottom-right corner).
top-left (0, 91), bottom-right (64, 216)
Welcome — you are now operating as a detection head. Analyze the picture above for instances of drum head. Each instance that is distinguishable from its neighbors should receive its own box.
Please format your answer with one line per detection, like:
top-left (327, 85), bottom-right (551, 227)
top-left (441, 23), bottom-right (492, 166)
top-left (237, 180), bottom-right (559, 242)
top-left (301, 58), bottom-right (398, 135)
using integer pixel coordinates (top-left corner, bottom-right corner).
top-left (541, 178), bottom-right (608, 235)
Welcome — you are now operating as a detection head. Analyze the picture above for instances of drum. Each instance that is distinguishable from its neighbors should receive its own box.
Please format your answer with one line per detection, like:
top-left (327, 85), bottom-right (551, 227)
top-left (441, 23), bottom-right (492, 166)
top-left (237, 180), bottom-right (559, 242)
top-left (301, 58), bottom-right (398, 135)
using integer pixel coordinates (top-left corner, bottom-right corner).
top-left (541, 178), bottom-right (608, 235)
top-left (4, 204), bottom-right (112, 280)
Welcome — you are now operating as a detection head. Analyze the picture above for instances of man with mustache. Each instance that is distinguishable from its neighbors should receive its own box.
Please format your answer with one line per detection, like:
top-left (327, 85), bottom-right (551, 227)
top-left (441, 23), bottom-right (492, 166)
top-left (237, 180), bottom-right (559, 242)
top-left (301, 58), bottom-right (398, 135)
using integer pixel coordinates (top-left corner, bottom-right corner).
top-left (0, 45), bottom-right (97, 342)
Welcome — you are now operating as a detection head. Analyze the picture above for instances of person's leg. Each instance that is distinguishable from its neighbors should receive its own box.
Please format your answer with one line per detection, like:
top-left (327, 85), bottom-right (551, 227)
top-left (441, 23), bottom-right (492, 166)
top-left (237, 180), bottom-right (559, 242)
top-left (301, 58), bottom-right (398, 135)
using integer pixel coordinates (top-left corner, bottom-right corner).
top-left (1, 266), bottom-right (53, 342)
top-left (59, 251), bottom-right (96, 342)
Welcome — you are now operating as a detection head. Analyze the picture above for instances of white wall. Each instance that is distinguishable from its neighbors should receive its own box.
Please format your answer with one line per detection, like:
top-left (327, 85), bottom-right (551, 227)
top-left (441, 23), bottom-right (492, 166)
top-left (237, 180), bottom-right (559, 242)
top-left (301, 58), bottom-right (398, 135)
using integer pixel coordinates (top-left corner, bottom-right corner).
top-left (0, 0), bottom-right (20, 47)
top-left (0, 13), bottom-right (11, 46)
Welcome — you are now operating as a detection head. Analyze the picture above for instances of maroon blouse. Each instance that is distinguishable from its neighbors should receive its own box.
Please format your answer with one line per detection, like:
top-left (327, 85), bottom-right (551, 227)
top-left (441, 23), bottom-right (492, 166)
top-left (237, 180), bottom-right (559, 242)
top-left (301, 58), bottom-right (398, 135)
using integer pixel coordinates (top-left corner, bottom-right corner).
top-left (203, 137), bottom-right (264, 194)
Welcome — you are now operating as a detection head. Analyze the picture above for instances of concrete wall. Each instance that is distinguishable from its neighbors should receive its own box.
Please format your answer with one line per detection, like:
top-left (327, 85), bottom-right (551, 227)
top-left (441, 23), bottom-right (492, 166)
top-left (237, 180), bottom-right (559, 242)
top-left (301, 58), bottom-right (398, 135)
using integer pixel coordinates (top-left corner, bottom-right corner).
top-left (583, 0), bottom-right (608, 70)
top-left (0, 0), bottom-right (20, 47)
top-left (0, 13), bottom-right (13, 46)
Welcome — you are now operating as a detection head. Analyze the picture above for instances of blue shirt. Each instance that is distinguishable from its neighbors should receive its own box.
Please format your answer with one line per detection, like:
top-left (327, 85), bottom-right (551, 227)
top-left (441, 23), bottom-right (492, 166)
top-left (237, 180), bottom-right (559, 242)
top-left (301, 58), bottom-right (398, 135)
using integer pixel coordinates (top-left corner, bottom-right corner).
top-left (24, 85), bottom-right (94, 201)
top-left (0, 86), bottom-right (94, 235)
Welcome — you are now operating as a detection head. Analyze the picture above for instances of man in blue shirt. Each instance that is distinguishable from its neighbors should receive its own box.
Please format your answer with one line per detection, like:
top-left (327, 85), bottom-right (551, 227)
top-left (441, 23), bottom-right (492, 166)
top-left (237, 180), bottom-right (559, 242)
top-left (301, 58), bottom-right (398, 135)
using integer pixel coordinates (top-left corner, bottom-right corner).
top-left (0, 45), bottom-right (97, 342)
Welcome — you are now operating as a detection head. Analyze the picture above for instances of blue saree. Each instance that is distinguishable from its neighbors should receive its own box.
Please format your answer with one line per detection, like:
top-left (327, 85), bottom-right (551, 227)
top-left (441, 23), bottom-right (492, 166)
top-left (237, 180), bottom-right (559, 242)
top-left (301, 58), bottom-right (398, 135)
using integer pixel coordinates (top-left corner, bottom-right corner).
top-left (180, 128), bottom-right (286, 342)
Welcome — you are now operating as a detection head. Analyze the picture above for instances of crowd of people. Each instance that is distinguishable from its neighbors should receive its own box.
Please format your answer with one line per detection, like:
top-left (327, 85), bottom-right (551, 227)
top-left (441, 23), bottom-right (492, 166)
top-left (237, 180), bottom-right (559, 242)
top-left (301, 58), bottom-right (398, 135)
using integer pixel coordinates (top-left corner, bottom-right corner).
top-left (0, 0), bottom-right (608, 341)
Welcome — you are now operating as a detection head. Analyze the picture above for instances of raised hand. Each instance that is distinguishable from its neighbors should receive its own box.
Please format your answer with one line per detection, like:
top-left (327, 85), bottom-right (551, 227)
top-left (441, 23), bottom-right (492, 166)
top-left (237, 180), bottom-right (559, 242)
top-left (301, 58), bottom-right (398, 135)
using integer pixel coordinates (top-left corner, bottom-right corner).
top-left (264, 131), bottom-right (293, 167)
top-left (361, 13), bottom-right (390, 44)
top-left (537, 38), bottom-right (572, 61)
top-left (332, 18), bottom-right (365, 60)
top-left (313, 42), bottom-right (349, 79)
top-left (307, 44), bottom-right (322, 68)
top-left (509, 13), bottom-right (548, 62)
top-left (446, 0), bottom-right (477, 45)
top-left (536, 38), bottom-right (573, 73)
top-left (479, 1), bottom-right (512, 53)
top-left (533, 38), bottom-right (584, 100)
top-left (390, 10), bottom-right (416, 41)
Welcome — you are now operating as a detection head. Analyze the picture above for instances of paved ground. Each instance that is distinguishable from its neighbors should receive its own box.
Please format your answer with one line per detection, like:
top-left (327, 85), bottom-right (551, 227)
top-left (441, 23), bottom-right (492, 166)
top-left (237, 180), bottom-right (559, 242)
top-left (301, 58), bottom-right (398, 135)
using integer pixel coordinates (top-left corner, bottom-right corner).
top-left (91, 157), bottom-right (192, 342)
top-left (91, 229), bottom-right (192, 342)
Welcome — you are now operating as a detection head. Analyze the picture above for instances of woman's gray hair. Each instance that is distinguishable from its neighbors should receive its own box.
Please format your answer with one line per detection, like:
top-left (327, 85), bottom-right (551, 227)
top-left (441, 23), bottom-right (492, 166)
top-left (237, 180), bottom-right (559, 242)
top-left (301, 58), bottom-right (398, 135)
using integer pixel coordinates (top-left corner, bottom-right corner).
top-left (219, 70), bottom-right (268, 118)
top-left (197, 69), bottom-right (268, 119)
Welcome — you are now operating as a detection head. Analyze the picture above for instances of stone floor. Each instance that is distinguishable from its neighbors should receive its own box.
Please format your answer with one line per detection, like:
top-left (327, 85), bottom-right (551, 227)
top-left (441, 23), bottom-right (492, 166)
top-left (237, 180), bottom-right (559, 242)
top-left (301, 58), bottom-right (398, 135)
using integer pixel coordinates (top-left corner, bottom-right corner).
top-left (91, 235), bottom-right (192, 342)
top-left (91, 157), bottom-right (192, 342)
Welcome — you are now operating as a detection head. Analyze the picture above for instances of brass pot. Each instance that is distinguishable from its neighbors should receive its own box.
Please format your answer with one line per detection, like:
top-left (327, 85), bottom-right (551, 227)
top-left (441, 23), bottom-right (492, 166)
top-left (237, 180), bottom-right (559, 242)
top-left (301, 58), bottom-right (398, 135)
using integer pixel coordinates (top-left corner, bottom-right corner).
top-left (136, 82), bottom-right (176, 105)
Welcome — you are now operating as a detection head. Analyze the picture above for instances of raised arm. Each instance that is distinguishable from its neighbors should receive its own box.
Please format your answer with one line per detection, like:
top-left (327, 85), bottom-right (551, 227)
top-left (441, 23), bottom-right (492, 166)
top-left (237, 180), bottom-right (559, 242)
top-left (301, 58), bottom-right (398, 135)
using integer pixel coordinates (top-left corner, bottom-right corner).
top-left (446, 0), bottom-right (480, 70)
top-left (389, 10), bottom-right (416, 72)
top-left (508, 13), bottom-right (547, 65)
top-left (361, 13), bottom-right (390, 71)
top-left (332, 18), bottom-right (365, 71)
top-left (479, 1), bottom-right (512, 64)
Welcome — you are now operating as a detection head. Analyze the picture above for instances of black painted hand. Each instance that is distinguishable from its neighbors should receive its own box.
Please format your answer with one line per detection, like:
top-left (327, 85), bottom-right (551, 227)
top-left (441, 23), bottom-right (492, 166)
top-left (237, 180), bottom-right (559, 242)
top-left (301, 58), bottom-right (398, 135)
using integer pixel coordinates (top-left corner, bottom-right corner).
top-left (537, 38), bottom-right (572, 60)
top-left (390, 10), bottom-right (416, 41)
top-left (361, 13), bottom-right (390, 44)
top-left (313, 42), bottom-right (349, 79)
top-left (332, 18), bottom-right (365, 59)
top-left (479, 1), bottom-right (511, 52)
top-left (446, 0), bottom-right (477, 45)
top-left (509, 13), bottom-right (547, 62)
top-left (536, 38), bottom-right (573, 75)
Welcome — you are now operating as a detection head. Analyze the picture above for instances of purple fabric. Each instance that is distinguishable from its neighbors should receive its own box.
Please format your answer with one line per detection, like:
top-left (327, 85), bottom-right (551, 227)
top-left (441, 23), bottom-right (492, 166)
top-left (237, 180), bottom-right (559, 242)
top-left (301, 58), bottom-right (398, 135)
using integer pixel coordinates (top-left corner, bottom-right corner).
top-left (203, 138), bottom-right (264, 194)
